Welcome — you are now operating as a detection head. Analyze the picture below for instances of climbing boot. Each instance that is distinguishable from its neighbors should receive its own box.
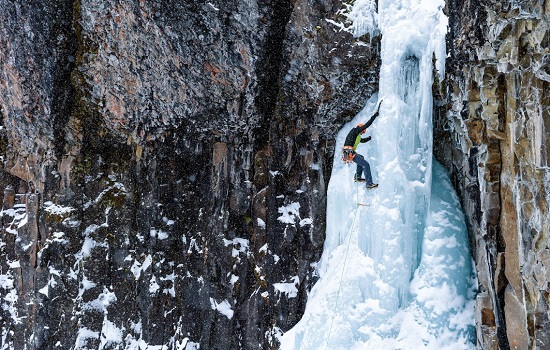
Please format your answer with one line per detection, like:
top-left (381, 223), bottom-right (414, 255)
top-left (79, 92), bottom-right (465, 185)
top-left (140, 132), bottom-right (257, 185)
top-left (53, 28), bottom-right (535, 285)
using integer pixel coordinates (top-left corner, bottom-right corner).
top-left (366, 183), bottom-right (378, 190)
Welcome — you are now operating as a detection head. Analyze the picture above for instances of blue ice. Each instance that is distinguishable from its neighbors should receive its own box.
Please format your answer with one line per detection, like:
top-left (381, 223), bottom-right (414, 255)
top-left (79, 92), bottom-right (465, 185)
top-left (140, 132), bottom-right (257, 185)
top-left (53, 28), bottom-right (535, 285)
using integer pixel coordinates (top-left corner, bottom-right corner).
top-left (279, 0), bottom-right (476, 348)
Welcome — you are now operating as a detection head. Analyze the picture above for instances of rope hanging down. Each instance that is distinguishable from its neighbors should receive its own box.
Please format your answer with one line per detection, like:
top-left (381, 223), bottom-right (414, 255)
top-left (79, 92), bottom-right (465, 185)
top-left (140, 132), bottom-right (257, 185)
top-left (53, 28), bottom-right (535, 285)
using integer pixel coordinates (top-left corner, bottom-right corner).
top-left (324, 203), bottom-right (362, 349)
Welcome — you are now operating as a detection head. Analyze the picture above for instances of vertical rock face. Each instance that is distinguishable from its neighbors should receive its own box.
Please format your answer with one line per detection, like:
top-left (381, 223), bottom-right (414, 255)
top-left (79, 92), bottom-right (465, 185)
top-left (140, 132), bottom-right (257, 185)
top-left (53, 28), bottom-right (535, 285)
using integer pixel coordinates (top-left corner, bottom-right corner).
top-left (436, 0), bottom-right (550, 348)
top-left (4, 0), bottom-right (549, 348)
top-left (0, 0), bottom-right (378, 348)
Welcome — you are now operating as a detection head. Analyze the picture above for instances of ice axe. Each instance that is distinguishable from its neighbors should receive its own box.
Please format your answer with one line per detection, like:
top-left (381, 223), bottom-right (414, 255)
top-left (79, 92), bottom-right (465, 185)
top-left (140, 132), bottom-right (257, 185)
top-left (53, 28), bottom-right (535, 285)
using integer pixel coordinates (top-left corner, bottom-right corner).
top-left (375, 98), bottom-right (384, 114)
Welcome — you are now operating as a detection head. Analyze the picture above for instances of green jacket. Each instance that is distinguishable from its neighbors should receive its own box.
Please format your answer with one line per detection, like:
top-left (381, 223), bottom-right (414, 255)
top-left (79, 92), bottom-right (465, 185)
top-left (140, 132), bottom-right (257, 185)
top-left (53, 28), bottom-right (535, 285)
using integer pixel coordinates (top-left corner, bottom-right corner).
top-left (343, 111), bottom-right (378, 150)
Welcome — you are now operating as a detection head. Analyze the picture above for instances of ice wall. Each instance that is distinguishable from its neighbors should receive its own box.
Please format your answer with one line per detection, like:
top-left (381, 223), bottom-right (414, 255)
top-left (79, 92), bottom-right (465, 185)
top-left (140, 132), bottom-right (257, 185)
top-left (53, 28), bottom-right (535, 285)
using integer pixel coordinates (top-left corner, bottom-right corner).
top-left (279, 0), bottom-right (476, 349)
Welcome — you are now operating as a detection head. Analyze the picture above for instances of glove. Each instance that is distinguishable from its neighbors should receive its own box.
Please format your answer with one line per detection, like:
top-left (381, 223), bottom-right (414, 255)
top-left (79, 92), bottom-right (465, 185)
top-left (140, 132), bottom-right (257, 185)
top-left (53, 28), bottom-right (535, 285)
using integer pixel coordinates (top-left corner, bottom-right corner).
top-left (366, 136), bottom-right (372, 142)
top-left (361, 136), bottom-right (371, 143)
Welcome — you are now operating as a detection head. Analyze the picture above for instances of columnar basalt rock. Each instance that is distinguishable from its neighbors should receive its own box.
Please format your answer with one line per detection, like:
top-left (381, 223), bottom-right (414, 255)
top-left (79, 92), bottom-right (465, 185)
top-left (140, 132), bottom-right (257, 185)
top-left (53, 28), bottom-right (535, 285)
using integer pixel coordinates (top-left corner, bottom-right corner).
top-left (436, 0), bottom-right (550, 349)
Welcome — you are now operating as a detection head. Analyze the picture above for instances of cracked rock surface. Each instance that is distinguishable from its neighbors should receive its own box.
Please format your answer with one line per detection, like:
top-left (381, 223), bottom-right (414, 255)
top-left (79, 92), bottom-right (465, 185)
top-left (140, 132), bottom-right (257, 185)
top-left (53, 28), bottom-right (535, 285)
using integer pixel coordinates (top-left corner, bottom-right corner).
top-left (0, 1), bottom-right (378, 348)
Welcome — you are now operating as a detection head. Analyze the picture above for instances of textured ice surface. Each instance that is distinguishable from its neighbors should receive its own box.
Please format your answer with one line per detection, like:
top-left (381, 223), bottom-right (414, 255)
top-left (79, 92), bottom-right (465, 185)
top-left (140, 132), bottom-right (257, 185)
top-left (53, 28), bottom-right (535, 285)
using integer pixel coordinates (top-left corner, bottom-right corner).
top-left (280, 0), bottom-right (476, 348)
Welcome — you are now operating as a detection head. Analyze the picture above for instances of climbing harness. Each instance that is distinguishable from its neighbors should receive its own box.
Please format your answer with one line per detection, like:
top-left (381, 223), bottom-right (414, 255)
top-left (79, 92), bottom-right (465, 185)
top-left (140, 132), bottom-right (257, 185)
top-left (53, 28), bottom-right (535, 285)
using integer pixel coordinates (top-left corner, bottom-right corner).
top-left (341, 146), bottom-right (356, 164)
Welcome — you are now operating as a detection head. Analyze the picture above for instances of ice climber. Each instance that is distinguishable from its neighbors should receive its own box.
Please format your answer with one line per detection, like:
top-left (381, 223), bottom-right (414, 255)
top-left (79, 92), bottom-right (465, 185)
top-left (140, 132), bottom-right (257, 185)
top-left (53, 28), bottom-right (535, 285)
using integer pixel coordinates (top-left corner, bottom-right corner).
top-left (342, 102), bottom-right (382, 189)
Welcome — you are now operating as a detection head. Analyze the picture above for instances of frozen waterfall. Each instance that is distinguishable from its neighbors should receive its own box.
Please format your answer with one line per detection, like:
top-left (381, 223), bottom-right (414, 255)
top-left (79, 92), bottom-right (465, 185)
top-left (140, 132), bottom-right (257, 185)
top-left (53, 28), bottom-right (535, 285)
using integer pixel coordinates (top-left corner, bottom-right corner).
top-left (279, 0), bottom-right (477, 349)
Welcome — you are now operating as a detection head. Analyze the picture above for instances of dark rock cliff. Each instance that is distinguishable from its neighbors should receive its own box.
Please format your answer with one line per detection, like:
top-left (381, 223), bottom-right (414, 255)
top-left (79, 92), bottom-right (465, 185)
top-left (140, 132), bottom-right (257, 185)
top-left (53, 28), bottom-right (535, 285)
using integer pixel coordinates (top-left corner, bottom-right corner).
top-left (0, 0), bottom-right (378, 348)
top-left (1, 0), bottom-right (549, 349)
